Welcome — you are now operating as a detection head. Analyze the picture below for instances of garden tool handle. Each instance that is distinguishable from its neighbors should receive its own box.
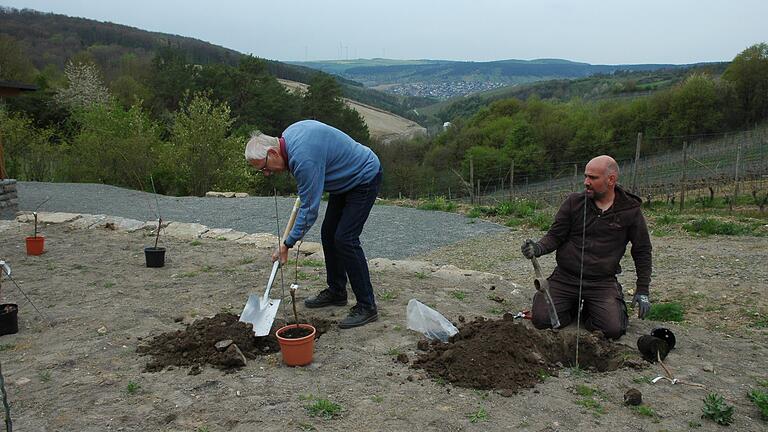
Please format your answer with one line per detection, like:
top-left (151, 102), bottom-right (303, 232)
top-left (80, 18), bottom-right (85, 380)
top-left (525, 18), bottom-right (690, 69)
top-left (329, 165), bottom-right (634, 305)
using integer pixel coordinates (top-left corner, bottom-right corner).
top-left (530, 256), bottom-right (543, 279)
top-left (262, 260), bottom-right (280, 302)
top-left (281, 198), bottom-right (301, 243)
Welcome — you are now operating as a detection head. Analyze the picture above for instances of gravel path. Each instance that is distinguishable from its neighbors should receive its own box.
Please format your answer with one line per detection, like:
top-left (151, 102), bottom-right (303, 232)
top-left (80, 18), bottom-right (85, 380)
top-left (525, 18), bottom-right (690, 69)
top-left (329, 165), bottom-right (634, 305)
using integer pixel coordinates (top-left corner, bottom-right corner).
top-left (17, 182), bottom-right (507, 260)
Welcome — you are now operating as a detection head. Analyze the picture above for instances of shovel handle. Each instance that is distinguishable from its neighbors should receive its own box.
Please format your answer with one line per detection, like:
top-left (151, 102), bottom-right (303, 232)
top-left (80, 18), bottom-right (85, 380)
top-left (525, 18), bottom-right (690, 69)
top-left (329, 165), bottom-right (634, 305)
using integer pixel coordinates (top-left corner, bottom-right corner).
top-left (281, 197), bottom-right (301, 243)
top-left (530, 256), bottom-right (543, 278)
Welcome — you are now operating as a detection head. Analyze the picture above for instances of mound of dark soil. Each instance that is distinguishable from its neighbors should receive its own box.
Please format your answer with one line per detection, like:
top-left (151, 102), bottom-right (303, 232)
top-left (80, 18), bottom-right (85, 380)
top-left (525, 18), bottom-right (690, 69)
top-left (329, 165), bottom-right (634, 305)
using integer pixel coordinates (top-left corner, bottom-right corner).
top-left (413, 314), bottom-right (636, 393)
top-left (138, 313), bottom-right (332, 373)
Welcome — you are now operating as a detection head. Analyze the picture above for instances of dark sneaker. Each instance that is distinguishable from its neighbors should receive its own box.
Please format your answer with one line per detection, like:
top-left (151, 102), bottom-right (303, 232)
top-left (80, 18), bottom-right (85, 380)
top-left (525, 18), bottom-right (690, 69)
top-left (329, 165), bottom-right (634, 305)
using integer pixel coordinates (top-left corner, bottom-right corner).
top-left (338, 305), bottom-right (378, 329)
top-left (304, 289), bottom-right (347, 308)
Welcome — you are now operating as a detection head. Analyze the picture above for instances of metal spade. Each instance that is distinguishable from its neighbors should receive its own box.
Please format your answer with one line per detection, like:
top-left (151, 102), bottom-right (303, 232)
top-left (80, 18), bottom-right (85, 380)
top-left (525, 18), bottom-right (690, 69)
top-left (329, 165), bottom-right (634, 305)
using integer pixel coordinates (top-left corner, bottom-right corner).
top-left (240, 197), bottom-right (301, 336)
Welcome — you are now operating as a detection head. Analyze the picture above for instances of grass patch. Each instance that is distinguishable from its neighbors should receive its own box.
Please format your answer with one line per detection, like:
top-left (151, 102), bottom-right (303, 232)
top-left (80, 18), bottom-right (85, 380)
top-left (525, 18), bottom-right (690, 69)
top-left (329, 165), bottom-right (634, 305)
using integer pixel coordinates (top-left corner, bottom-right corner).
top-left (683, 217), bottom-right (752, 236)
top-left (190, 240), bottom-right (202, 246)
top-left (749, 312), bottom-right (768, 329)
top-left (39, 370), bottom-right (52, 382)
top-left (0, 343), bottom-right (15, 352)
top-left (748, 388), bottom-right (768, 419)
top-left (126, 380), bottom-right (141, 395)
top-left (306, 398), bottom-right (342, 419)
top-left (538, 369), bottom-right (551, 381)
top-left (467, 407), bottom-right (488, 423)
top-left (645, 302), bottom-right (684, 322)
top-left (418, 196), bottom-right (456, 212)
top-left (576, 397), bottom-right (605, 415)
top-left (386, 347), bottom-right (402, 356)
top-left (576, 384), bottom-right (597, 397)
top-left (701, 392), bottom-right (734, 425)
top-left (299, 258), bottom-right (325, 268)
top-left (633, 405), bottom-right (659, 419)
top-left (451, 291), bottom-right (466, 301)
top-left (415, 271), bottom-right (427, 279)
top-left (632, 375), bottom-right (653, 384)
top-left (379, 289), bottom-right (398, 301)
top-left (371, 395), bottom-right (384, 403)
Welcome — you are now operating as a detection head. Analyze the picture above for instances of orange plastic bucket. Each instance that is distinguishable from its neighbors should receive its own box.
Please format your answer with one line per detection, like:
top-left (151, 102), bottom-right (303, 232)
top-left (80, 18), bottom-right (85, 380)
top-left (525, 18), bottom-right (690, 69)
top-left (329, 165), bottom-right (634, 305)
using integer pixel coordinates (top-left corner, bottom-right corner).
top-left (276, 324), bottom-right (316, 366)
top-left (25, 236), bottom-right (45, 256)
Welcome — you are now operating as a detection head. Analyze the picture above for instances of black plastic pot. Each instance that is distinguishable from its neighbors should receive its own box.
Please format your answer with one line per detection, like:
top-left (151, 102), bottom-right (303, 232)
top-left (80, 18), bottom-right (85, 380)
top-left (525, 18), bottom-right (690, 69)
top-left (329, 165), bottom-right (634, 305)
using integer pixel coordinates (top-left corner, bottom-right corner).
top-left (637, 335), bottom-right (670, 362)
top-left (0, 303), bottom-right (19, 336)
top-left (651, 327), bottom-right (676, 350)
top-left (144, 246), bottom-right (166, 268)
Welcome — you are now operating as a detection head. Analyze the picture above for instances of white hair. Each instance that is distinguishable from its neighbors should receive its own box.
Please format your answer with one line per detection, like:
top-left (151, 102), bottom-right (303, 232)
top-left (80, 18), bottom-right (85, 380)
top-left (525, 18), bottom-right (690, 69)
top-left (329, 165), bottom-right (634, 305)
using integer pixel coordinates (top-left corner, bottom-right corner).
top-left (244, 131), bottom-right (279, 161)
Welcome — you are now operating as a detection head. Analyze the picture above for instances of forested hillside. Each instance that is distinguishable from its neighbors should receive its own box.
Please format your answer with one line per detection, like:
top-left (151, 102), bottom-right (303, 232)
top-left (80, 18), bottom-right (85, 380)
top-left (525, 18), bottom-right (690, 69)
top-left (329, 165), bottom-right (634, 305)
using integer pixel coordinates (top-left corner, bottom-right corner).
top-left (0, 8), bottom-right (375, 196)
top-left (0, 7), bottom-right (429, 120)
top-left (372, 43), bottom-right (768, 198)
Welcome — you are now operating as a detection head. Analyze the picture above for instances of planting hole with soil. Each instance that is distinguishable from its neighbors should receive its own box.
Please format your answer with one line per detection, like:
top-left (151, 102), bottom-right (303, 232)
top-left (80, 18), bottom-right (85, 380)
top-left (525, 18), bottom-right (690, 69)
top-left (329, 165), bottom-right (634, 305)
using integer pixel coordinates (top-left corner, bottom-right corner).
top-left (137, 313), bottom-right (331, 373)
top-left (414, 313), bottom-right (638, 393)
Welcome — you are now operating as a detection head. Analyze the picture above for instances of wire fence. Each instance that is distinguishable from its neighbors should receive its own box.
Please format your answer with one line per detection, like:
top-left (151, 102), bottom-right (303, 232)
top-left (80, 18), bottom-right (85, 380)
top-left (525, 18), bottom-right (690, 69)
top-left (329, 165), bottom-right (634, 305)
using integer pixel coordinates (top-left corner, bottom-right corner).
top-left (454, 125), bottom-right (768, 210)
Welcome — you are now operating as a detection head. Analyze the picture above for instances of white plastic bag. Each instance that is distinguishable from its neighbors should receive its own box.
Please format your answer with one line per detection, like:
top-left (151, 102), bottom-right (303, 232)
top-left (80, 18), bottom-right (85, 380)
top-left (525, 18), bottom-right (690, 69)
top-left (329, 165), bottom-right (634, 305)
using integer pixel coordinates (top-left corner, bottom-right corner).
top-left (406, 299), bottom-right (458, 342)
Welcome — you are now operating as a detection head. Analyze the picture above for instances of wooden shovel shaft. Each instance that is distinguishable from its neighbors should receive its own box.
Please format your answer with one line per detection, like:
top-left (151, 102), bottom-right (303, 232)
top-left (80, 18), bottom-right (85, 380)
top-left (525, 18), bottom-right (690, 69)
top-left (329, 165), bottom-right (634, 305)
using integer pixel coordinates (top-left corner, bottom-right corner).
top-left (530, 256), bottom-right (561, 329)
top-left (282, 198), bottom-right (301, 243)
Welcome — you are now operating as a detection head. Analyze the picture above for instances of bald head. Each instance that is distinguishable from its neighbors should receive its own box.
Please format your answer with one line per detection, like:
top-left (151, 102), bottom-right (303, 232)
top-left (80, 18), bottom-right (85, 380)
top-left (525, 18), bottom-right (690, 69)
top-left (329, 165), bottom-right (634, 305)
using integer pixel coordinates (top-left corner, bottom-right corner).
top-left (586, 155), bottom-right (619, 179)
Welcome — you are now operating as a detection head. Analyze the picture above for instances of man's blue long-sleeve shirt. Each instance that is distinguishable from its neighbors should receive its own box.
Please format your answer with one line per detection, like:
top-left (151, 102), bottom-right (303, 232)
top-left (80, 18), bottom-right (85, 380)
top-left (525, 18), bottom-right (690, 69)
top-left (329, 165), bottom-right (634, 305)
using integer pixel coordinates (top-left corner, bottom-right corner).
top-left (282, 120), bottom-right (380, 247)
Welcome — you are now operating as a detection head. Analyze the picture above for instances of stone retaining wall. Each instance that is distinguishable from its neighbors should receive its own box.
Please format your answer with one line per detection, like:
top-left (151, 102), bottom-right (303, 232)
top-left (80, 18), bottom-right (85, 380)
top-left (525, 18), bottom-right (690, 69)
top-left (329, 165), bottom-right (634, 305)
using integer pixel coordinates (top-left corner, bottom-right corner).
top-left (0, 179), bottom-right (18, 220)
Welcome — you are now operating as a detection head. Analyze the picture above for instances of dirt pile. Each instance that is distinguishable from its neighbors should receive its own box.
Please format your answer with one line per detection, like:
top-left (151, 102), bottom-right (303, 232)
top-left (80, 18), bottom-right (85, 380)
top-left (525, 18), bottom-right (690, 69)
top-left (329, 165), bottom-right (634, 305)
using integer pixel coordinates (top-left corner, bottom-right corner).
top-left (137, 313), bottom-right (331, 373)
top-left (413, 314), bottom-right (638, 393)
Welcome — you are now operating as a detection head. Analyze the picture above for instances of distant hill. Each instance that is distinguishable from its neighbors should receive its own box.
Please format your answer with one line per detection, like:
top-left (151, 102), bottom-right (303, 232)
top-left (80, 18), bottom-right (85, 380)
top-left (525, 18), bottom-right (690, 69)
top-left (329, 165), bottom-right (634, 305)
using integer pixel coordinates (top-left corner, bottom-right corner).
top-left (422, 62), bottom-right (730, 124)
top-left (0, 7), bottom-right (431, 120)
top-left (290, 58), bottom-right (714, 100)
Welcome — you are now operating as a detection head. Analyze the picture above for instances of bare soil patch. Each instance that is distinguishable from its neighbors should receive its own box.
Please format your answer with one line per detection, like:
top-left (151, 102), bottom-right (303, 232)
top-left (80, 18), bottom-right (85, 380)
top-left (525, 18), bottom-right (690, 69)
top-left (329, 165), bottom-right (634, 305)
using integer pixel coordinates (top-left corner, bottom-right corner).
top-left (1, 219), bottom-right (767, 431)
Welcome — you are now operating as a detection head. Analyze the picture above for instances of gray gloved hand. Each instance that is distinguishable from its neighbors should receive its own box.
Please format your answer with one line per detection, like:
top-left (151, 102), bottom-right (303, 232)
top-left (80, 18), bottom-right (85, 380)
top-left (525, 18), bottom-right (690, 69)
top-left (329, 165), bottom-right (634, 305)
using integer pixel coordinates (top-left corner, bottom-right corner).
top-left (632, 294), bottom-right (651, 319)
top-left (521, 239), bottom-right (542, 259)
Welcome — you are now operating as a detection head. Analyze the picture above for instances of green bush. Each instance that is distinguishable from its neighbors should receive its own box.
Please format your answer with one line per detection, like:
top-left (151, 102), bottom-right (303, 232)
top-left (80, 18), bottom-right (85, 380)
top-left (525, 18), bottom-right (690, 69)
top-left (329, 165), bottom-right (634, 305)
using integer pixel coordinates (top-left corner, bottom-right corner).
top-left (645, 302), bottom-right (684, 322)
top-left (418, 196), bottom-right (456, 212)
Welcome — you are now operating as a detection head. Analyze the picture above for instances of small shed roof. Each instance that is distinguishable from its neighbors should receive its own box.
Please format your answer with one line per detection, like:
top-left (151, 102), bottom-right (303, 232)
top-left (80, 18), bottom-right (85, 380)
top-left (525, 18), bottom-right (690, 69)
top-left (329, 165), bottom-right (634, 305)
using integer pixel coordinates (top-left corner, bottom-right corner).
top-left (0, 80), bottom-right (38, 97)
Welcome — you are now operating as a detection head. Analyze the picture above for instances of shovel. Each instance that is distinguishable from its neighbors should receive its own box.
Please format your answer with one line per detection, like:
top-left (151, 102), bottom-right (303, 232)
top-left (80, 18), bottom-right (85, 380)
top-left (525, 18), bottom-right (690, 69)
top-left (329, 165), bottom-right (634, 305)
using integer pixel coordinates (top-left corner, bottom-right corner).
top-left (530, 256), bottom-right (561, 329)
top-left (240, 197), bottom-right (301, 336)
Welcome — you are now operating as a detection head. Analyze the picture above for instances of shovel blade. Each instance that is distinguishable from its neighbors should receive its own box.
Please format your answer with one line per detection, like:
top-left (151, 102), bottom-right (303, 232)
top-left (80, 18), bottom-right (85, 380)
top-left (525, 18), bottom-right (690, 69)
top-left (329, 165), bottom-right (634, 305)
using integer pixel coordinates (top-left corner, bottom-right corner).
top-left (239, 294), bottom-right (281, 336)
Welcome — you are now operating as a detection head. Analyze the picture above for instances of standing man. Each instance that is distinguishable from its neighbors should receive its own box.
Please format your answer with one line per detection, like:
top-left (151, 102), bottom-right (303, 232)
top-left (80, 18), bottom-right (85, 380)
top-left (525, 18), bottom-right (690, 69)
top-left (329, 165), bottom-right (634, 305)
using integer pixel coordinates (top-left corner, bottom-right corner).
top-left (245, 120), bottom-right (382, 329)
top-left (521, 155), bottom-right (652, 339)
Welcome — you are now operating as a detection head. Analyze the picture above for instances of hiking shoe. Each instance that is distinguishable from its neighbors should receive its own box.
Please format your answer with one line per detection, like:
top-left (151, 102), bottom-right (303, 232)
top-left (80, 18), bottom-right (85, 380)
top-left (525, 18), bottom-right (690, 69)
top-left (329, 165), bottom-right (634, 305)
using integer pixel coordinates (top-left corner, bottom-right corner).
top-left (304, 289), bottom-right (347, 308)
top-left (338, 305), bottom-right (378, 329)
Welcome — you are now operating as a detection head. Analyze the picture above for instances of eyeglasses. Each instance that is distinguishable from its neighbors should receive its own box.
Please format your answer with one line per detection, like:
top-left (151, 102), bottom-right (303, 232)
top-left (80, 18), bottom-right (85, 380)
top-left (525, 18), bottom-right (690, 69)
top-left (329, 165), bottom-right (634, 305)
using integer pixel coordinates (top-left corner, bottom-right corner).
top-left (255, 152), bottom-right (269, 175)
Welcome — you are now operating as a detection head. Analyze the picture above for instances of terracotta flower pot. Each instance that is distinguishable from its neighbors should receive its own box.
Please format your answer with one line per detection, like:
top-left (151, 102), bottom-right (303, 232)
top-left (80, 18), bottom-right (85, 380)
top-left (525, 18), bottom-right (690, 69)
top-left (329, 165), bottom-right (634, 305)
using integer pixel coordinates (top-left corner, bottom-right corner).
top-left (25, 236), bottom-right (45, 256)
top-left (276, 323), bottom-right (316, 366)
top-left (0, 303), bottom-right (19, 336)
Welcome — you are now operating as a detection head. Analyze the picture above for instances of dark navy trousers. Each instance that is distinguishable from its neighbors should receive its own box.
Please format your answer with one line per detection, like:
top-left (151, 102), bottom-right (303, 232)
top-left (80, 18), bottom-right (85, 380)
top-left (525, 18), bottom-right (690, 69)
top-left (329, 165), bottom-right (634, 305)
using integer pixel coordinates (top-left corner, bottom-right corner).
top-left (321, 170), bottom-right (382, 310)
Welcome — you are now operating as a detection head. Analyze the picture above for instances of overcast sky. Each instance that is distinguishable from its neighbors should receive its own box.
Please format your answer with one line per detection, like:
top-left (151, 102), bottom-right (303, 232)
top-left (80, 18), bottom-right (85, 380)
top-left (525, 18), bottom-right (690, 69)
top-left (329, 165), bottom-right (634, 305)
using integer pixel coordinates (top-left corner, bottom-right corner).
top-left (3, 0), bottom-right (766, 64)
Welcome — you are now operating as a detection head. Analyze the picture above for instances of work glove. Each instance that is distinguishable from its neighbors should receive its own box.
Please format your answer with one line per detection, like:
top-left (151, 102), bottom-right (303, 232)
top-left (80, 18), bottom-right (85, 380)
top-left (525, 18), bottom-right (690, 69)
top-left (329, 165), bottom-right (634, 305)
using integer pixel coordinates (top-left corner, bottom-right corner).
top-left (521, 239), bottom-right (542, 259)
top-left (632, 294), bottom-right (651, 319)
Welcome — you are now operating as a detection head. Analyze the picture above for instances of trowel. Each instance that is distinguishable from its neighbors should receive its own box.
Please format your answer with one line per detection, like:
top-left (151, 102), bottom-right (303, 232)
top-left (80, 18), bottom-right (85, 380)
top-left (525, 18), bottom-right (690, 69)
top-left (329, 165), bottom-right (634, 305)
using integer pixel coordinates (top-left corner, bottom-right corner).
top-left (530, 256), bottom-right (561, 329)
top-left (240, 197), bottom-right (301, 336)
